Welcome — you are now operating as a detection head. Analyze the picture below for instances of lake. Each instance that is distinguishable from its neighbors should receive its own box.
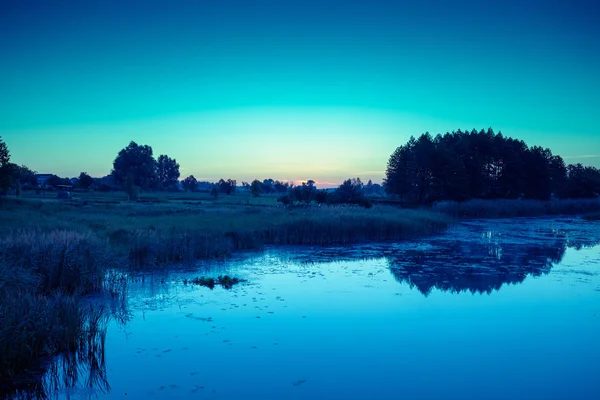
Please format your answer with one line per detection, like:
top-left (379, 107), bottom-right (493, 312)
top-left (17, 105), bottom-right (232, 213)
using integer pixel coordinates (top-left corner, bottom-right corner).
top-left (35, 218), bottom-right (600, 399)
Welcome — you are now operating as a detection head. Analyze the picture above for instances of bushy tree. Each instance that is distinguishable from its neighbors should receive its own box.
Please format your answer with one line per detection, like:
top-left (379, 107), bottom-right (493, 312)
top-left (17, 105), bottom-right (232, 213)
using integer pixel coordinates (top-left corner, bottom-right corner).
top-left (78, 172), bottom-right (94, 190)
top-left (123, 172), bottom-right (140, 201)
top-left (13, 165), bottom-right (37, 187)
top-left (111, 141), bottom-right (156, 190)
top-left (314, 189), bottom-right (329, 204)
top-left (210, 184), bottom-right (220, 198)
top-left (273, 180), bottom-right (289, 193)
top-left (218, 178), bottom-right (236, 195)
top-left (47, 174), bottom-right (70, 188)
top-left (156, 154), bottom-right (180, 190)
top-left (336, 178), bottom-right (364, 202)
top-left (563, 164), bottom-right (600, 198)
top-left (0, 137), bottom-right (12, 194)
top-left (250, 179), bottom-right (262, 197)
top-left (0, 137), bottom-right (9, 168)
top-left (182, 175), bottom-right (198, 192)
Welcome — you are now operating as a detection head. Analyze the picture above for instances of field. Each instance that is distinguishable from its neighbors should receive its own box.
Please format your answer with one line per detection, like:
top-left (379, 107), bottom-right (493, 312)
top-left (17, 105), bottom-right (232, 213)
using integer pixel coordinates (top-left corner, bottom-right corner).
top-left (1, 191), bottom-right (450, 266)
top-left (17, 188), bottom-right (282, 207)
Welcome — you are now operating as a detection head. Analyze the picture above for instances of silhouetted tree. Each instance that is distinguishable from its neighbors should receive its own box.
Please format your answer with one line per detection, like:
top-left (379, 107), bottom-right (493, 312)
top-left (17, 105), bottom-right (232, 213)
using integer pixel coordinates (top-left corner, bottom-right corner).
top-left (250, 179), bottom-right (262, 197)
top-left (78, 172), bottom-right (94, 190)
top-left (155, 154), bottom-right (180, 190)
top-left (0, 137), bottom-right (12, 194)
top-left (314, 189), bottom-right (329, 204)
top-left (210, 184), bottom-right (219, 198)
top-left (385, 128), bottom-right (587, 204)
top-left (47, 174), bottom-right (69, 188)
top-left (0, 137), bottom-right (9, 168)
top-left (273, 180), bottom-right (289, 193)
top-left (111, 142), bottom-right (156, 190)
top-left (563, 164), bottom-right (600, 198)
top-left (123, 172), bottom-right (140, 201)
top-left (262, 179), bottom-right (275, 194)
top-left (182, 175), bottom-right (198, 192)
top-left (218, 179), bottom-right (236, 195)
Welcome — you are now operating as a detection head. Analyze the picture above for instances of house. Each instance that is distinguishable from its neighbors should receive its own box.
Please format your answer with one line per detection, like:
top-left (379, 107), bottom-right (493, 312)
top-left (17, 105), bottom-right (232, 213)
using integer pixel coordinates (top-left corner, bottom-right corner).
top-left (35, 174), bottom-right (53, 188)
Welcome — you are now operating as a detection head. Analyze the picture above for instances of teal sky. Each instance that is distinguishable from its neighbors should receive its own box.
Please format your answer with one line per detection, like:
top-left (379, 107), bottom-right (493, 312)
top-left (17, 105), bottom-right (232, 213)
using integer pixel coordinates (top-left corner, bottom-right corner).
top-left (1, 0), bottom-right (599, 185)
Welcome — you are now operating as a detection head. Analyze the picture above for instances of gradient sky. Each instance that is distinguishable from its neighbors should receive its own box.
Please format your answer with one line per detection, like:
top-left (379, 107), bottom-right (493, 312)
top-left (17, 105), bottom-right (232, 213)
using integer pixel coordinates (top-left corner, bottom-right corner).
top-left (1, 0), bottom-right (599, 185)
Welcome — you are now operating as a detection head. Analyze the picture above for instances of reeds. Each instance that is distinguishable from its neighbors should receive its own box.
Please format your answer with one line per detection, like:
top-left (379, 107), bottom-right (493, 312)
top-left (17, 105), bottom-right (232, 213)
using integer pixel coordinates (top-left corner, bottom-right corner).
top-left (0, 230), bottom-right (110, 294)
top-left (115, 205), bottom-right (450, 267)
top-left (0, 229), bottom-right (112, 389)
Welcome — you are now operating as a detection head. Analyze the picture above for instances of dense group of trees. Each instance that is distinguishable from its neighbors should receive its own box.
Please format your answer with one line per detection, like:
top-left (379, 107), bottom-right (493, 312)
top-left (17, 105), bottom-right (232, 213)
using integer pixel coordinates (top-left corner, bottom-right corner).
top-left (242, 179), bottom-right (292, 196)
top-left (111, 141), bottom-right (181, 199)
top-left (385, 128), bottom-right (600, 204)
top-left (274, 178), bottom-right (378, 208)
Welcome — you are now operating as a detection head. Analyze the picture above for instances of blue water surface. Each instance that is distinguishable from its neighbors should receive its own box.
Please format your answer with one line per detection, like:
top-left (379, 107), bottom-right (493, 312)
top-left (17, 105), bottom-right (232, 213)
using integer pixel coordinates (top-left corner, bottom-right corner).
top-left (45, 218), bottom-right (600, 399)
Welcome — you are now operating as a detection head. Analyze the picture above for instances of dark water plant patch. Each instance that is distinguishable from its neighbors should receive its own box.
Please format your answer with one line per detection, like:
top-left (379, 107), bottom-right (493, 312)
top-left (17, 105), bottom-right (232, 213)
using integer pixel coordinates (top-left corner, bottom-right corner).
top-left (185, 275), bottom-right (245, 290)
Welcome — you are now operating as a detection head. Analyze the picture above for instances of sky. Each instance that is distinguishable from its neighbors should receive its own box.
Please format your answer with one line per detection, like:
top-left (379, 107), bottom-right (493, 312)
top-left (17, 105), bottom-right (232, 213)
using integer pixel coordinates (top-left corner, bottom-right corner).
top-left (1, 0), bottom-right (599, 186)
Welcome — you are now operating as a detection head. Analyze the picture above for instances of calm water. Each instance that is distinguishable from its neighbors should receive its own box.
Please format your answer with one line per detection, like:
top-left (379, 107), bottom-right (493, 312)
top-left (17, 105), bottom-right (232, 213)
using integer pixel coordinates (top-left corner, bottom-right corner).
top-left (38, 218), bottom-right (600, 399)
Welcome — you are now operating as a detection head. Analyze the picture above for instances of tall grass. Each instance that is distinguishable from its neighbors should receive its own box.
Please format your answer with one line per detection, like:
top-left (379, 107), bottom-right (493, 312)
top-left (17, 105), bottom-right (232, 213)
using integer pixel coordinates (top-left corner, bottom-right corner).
top-left (433, 198), bottom-right (600, 219)
top-left (0, 229), bottom-right (112, 389)
top-left (111, 206), bottom-right (450, 267)
top-left (0, 230), bottom-right (110, 294)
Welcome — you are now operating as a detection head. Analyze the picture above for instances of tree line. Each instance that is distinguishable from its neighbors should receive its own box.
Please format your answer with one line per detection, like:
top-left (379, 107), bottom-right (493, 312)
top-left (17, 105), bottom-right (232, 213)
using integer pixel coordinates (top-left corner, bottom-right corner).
top-left (385, 128), bottom-right (600, 204)
top-left (3, 133), bottom-right (598, 205)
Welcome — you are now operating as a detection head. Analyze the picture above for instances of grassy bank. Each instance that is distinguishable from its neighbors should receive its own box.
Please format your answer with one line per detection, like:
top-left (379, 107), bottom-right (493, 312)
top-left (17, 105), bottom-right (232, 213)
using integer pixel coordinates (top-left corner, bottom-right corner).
top-left (0, 229), bottom-right (112, 392)
top-left (0, 198), bottom-right (450, 268)
top-left (433, 198), bottom-right (600, 219)
top-left (0, 196), bottom-right (449, 385)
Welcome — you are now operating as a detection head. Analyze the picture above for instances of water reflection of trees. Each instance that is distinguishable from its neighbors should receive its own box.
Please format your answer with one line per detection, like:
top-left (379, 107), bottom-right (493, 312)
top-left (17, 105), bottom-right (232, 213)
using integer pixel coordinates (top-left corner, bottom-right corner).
top-left (387, 238), bottom-right (571, 296)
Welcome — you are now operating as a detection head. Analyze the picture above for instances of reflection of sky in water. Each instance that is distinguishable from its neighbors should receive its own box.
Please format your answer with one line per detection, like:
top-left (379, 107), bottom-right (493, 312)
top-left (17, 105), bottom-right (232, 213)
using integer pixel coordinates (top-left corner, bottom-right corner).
top-left (44, 219), bottom-right (600, 399)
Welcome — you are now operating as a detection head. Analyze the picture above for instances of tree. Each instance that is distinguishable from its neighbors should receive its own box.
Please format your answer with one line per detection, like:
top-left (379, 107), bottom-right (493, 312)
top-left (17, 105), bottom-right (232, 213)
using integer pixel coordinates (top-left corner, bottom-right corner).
top-left (385, 129), bottom-right (577, 204)
top-left (335, 178), bottom-right (369, 205)
top-left (123, 171), bottom-right (140, 201)
top-left (210, 184), bottom-right (219, 199)
top-left (156, 154), bottom-right (180, 190)
top-left (47, 174), bottom-right (69, 188)
top-left (274, 180), bottom-right (289, 193)
top-left (0, 137), bottom-right (9, 168)
top-left (0, 137), bottom-right (12, 194)
top-left (182, 175), bottom-right (198, 192)
top-left (111, 141), bottom-right (156, 190)
top-left (563, 164), bottom-right (600, 198)
top-left (250, 179), bottom-right (262, 197)
top-left (78, 172), bottom-right (94, 190)
top-left (298, 180), bottom-right (316, 204)
top-left (218, 178), bottom-right (237, 195)
top-left (385, 139), bottom-right (417, 204)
